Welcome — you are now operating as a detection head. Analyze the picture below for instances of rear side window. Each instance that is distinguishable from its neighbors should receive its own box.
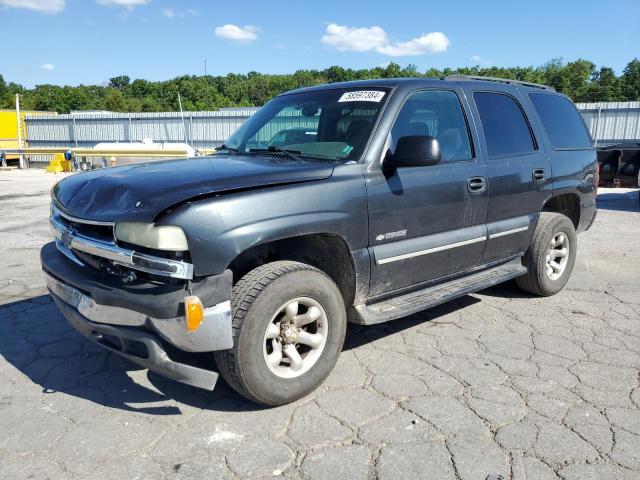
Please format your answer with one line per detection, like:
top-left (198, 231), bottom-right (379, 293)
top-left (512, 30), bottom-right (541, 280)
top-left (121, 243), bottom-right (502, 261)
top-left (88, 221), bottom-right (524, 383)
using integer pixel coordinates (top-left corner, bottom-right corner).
top-left (473, 92), bottom-right (536, 157)
top-left (529, 93), bottom-right (592, 149)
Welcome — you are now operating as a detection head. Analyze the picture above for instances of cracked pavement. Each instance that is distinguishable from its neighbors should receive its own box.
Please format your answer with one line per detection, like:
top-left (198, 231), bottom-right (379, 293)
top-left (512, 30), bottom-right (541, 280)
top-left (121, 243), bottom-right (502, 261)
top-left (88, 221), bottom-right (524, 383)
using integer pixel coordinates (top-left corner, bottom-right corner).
top-left (1, 169), bottom-right (639, 479)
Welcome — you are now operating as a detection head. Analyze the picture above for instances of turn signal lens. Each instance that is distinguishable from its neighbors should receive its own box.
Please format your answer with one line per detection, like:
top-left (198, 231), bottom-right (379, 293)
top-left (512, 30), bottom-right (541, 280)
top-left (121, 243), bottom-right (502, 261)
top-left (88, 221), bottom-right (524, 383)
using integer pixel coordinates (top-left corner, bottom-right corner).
top-left (184, 296), bottom-right (204, 332)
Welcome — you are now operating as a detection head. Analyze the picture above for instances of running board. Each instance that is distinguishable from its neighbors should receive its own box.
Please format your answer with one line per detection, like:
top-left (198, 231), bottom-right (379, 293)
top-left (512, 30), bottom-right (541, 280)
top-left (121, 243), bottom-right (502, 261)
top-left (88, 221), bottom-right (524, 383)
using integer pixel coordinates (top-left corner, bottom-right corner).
top-left (353, 259), bottom-right (527, 325)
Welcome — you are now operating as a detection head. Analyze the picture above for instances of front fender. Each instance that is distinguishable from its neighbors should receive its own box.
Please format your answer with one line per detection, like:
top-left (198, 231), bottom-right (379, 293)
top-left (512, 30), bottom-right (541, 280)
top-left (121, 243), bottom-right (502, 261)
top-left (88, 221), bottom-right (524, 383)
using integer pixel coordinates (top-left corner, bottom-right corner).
top-left (159, 164), bottom-right (368, 277)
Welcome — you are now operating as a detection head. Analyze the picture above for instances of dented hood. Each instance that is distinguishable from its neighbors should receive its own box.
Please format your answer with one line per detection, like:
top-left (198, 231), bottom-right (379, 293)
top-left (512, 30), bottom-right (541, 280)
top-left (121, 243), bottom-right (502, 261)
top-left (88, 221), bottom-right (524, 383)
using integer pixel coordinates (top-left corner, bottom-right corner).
top-left (53, 155), bottom-right (335, 222)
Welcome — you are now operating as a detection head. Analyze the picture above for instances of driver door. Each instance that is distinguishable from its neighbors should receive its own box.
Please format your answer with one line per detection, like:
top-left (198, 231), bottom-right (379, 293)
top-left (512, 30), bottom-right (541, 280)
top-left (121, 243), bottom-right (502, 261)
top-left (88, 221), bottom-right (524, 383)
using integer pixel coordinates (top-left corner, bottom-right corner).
top-left (366, 89), bottom-right (488, 297)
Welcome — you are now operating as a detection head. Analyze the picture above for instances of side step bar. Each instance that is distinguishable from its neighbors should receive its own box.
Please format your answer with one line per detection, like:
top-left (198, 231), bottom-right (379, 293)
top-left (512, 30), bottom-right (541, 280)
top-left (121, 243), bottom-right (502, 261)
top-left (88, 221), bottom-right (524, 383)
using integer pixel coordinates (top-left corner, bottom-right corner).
top-left (353, 258), bottom-right (527, 325)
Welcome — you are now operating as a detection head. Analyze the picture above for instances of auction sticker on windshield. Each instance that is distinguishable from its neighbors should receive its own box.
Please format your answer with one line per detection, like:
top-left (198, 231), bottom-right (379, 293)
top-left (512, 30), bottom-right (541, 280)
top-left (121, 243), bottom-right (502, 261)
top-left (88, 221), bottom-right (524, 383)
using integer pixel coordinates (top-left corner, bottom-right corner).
top-left (338, 91), bottom-right (386, 102)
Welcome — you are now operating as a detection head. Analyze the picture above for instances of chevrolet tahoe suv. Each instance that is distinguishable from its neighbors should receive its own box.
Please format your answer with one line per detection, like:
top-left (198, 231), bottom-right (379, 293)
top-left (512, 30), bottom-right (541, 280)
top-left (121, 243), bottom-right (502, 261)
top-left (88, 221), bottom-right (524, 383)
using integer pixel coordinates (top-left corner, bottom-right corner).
top-left (41, 77), bottom-right (597, 406)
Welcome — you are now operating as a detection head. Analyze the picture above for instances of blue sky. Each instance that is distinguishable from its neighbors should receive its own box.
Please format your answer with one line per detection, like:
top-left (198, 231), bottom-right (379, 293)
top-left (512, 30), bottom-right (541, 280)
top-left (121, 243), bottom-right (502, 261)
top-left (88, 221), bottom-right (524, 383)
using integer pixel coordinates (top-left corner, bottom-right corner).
top-left (1, 0), bottom-right (637, 87)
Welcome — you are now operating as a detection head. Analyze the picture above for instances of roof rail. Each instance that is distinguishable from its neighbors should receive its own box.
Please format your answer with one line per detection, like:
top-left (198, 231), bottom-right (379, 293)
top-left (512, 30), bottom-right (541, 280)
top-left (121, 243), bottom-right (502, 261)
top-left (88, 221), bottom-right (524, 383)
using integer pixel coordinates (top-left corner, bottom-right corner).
top-left (445, 75), bottom-right (555, 91)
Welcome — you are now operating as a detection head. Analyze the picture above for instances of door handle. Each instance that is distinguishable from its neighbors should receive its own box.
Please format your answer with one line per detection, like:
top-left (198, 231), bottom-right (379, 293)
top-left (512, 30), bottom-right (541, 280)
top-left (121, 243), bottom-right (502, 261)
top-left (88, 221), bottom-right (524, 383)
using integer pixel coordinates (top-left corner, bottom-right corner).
top-left (532, 168), bottom-right (546, 182)
top-left (467, 176), bottom-right (486, 193)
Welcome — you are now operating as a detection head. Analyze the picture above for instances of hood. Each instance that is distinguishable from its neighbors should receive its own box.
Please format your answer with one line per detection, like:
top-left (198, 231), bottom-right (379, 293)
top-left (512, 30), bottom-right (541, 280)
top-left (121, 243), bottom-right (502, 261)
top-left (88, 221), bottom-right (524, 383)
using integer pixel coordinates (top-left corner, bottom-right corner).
top-left (53, 155), bottom-right (335, 223)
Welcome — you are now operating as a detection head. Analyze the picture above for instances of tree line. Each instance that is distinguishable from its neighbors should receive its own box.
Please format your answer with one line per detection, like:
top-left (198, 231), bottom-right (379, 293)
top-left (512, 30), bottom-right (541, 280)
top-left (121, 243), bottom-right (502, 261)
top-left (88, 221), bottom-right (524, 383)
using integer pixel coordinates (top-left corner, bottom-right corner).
top-left (1, 58), bottom-right (638, 114)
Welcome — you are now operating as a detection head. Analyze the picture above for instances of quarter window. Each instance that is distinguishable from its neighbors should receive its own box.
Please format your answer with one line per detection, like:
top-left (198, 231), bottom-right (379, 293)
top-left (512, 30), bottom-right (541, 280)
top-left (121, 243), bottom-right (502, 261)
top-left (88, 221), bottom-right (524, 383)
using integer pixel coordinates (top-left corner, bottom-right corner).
top-left (388, 90), bottom-right (473, 162)
top-left (474, 92), bottom-right (536, 157)
top-left (529, 93), bottom-right (592, 149)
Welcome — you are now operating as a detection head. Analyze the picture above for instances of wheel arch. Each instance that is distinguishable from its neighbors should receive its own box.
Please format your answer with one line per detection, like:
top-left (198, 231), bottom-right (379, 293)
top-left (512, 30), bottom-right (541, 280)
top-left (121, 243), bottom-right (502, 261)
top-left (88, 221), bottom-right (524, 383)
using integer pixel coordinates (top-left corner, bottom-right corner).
top-left (542, 193), bottom-right (580, 229)
top-left (227, 233), bottom-right (360, 307)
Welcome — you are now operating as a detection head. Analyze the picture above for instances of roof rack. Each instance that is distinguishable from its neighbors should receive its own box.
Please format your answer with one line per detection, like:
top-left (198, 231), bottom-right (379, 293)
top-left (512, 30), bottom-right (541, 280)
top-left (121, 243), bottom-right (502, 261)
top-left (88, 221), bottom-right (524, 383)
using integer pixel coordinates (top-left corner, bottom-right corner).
top-left (445, 75), bottom-right (554, 91)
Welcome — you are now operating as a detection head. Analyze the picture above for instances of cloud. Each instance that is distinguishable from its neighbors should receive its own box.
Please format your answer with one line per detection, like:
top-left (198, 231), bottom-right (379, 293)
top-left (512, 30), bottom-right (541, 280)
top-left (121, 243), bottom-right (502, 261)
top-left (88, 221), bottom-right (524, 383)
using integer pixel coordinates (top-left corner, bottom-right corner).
top-left (321, 24), bottom-right (387, 52)
top-left (470, 55), bottom-right (491, 65)
top-left (377, 32), bottom-right (449, 56)
top-left (40, 63), bottom-right (55, 70)
top-left (162, 7), bottom-right (198, 19)
top-left (322, 23), bottom-right (449, 57)
top-left (0, 0), bottom-right (65, 13)
top-left (96, 0), bottom-right (150, 9)
top-left (214, 24), bottom-right (259, 43)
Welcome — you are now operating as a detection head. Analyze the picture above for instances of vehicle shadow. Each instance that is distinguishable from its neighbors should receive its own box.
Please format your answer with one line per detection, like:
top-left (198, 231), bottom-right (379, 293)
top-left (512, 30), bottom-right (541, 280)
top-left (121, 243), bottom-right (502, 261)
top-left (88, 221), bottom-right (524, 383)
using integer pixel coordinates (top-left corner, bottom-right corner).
top-left (0, 288), bottom-right (508, 414)
top-left (0, 295), bottom-right (235, 415)
top-left (596, 190), bottom-right (640, 212)
top-left (343, 295), bottom-right (480, 351)
top-left (475, 280), bottom-right (538, 300)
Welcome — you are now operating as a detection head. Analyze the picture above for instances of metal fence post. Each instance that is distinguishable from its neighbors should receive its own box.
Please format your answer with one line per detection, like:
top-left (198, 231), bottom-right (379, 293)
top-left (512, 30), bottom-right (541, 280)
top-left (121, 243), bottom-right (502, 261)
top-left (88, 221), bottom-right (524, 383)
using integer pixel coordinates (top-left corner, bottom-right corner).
top-left (16, 94), bottom-right (25, 169)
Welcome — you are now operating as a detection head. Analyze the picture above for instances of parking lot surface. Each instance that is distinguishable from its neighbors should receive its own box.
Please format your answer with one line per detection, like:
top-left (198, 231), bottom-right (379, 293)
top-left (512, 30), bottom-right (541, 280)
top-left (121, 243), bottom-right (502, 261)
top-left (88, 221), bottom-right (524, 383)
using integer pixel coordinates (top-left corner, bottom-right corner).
top-left (1, 169), bottom-right (639, 479)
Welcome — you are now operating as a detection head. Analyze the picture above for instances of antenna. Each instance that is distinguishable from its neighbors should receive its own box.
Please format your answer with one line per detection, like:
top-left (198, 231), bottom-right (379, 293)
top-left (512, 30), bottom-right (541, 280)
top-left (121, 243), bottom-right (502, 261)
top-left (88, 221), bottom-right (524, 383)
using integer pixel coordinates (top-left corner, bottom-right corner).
top-left (204, 59), bottom-right (207, 76)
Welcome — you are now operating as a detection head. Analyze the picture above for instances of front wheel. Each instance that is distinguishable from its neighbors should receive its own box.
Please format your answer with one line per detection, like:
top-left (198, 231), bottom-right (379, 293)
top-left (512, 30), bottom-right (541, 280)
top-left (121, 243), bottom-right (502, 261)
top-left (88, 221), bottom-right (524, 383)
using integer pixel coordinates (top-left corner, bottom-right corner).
top-left (516, 212), bottom-right (577, 296)
top-left (214, 261), bottom-right (347, 406)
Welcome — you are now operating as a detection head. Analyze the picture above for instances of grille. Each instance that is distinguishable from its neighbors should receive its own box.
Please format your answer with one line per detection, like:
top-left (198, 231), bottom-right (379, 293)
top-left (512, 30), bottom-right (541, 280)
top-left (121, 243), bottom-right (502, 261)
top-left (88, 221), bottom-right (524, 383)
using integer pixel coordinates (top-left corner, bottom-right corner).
top-left (52, 206), bottom-right (115, 244)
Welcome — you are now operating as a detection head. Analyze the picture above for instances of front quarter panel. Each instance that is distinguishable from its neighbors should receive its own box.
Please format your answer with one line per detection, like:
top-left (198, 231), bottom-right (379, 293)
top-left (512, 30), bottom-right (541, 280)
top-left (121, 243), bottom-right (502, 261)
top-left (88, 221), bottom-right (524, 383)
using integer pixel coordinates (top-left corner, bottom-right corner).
top-left (159, 163), bottom-right (368, 277)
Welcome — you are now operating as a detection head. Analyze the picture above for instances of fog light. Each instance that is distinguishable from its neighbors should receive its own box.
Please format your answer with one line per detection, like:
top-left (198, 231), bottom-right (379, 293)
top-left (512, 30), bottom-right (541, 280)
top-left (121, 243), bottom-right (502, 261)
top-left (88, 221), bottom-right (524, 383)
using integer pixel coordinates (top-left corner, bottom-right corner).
top-left (184, 295), bottom-right (204, 332)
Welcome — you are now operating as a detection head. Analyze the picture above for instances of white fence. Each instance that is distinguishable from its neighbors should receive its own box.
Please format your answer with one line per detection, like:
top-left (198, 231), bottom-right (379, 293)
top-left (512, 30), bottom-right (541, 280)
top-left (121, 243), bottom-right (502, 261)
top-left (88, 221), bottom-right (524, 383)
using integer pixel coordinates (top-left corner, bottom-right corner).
top-left (23, 102), bottom-right (640, 155)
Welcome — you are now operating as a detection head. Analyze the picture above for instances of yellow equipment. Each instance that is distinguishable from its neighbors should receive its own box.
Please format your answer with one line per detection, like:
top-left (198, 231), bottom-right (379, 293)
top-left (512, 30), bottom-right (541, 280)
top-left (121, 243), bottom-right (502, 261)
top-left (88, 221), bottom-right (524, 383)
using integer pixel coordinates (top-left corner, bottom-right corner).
top-left (45, 154), bottom-right (73, 173)
top-left (0, 108), bottom-right (56, 164)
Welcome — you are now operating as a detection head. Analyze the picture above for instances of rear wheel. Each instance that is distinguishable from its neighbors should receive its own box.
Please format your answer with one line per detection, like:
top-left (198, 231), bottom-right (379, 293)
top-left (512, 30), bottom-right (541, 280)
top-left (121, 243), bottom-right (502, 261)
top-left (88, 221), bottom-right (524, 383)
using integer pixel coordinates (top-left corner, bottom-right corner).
top-left (214, 261), bottom-right (346, 406)
top-left (516, 212), bottom-right (577, 296)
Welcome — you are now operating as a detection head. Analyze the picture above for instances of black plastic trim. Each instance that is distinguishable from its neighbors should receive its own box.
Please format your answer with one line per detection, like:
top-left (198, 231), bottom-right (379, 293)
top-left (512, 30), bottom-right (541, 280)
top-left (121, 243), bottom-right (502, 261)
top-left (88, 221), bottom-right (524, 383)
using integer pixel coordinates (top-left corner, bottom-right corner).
top-left (41, 242), bottom-right (231, 319)
top-left (53, 297), bottom-right (219, 390)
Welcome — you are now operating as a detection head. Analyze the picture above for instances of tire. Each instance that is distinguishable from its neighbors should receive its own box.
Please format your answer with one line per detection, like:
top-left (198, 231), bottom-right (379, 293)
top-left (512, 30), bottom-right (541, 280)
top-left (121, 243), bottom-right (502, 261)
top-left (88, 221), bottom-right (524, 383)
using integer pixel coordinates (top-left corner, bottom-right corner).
top-left (213, 261), bottom-right (347, 406)
top-left (516, 212), bottom-right (577, 296)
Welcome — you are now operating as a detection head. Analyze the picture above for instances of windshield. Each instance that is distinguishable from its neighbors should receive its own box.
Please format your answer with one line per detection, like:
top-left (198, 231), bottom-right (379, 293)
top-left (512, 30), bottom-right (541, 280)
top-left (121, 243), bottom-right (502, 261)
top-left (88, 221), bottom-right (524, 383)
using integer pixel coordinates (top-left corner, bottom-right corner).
top-left (224, 87), bottom-right (391, 161)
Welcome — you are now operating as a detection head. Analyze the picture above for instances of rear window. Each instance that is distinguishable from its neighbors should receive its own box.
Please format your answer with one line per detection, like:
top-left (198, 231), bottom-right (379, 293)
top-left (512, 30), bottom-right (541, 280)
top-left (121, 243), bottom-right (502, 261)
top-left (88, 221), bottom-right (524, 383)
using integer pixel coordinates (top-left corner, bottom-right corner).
top-left (529, 93), bottom-right (592, 149)
top-left (473, 92), bottom-right (536, 158)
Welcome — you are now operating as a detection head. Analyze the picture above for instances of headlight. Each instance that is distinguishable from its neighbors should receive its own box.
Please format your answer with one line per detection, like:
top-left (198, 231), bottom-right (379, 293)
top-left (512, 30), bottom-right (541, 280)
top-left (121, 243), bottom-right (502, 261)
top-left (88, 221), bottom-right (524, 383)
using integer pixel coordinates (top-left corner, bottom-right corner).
top-left (114, 222), bottom-right (189, 251)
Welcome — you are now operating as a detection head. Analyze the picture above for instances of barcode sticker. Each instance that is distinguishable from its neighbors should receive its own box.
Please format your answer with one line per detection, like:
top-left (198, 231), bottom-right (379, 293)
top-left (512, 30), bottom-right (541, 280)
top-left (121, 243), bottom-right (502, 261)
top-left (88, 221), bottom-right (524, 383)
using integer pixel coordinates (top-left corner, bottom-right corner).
top-left (338, 91), bottom-right (386, 103)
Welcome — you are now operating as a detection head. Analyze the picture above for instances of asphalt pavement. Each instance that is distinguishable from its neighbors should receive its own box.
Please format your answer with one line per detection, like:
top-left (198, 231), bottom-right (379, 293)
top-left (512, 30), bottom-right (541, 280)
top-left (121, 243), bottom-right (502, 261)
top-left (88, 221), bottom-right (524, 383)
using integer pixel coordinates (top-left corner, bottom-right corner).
top-left (1, 170), bottom-right (639, 479)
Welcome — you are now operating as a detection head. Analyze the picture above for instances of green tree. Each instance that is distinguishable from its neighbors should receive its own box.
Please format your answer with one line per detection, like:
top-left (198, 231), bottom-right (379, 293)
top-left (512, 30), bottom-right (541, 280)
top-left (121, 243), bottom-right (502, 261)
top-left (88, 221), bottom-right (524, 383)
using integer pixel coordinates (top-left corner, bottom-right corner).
top-left (109, 75), bottom-right (131, 90)
top-left (622, 59), bottom-right (640, 101)
top-left (587, 67), bottom-right (623, 102)
top-left (104, 87), bottom-right (127, 111)
top-left (2, 57), bottom-right (637, 114)
top-left (0, 74), bottom-right (7, 107)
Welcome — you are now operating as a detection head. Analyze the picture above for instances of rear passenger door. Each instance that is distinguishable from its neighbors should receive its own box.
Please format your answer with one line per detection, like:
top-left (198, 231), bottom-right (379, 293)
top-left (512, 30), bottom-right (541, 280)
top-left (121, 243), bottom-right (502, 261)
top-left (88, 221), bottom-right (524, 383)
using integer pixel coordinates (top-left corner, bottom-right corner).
top-left (466, 88), bottom-right (552, 263)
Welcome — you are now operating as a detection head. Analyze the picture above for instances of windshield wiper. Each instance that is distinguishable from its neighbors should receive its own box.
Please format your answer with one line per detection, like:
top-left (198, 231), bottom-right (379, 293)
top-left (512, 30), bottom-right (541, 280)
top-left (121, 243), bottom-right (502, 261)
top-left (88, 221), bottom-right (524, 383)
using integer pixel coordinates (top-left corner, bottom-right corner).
top-left (215, 144), bottom-right (242, 154)
top-left (249, 146), bottom-right (304, 162)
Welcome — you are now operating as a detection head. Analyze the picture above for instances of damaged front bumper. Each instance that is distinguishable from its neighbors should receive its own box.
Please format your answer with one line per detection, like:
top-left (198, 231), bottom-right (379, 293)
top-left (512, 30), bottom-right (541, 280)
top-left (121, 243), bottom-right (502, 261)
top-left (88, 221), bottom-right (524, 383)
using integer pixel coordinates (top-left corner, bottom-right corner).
top-left (41, 242), bottom-right (233, 390)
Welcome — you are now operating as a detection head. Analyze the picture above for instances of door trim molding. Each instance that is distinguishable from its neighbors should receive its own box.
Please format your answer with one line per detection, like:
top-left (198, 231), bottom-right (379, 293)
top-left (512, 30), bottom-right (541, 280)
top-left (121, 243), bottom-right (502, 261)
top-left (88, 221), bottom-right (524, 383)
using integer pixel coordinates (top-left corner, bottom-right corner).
top-left (488, 226), bottom-right (529, 239)
top-left (376, 236), bottom-right (486, 265)
top-left (373, 224), bottom-right (487, 266)
top-left (372, 215), bottom-right (534, 266)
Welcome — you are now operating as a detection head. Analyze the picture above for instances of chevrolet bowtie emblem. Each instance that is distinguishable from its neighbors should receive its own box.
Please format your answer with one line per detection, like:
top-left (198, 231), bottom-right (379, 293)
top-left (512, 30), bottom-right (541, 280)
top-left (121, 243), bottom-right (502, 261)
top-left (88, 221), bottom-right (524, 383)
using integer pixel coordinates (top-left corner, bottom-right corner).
top-left (61, 228), bottom-right (74, 248)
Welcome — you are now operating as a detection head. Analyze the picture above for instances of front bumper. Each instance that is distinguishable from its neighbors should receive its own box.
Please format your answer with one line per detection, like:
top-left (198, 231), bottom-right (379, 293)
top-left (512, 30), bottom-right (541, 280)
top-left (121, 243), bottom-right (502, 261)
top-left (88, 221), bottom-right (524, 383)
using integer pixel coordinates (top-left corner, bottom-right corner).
top-left (52, 297), bottom-right (220, 390)
top-left (45, 271), bottom-right (233, 353)
top-left (41, 241), bottom-right (234, 390)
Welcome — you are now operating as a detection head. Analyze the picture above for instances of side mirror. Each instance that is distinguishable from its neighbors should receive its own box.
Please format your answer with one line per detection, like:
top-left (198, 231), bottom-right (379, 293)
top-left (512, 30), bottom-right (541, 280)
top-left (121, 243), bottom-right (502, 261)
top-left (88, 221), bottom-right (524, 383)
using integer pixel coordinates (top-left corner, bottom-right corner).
top-left (385, 135), bottom-right (441, 169)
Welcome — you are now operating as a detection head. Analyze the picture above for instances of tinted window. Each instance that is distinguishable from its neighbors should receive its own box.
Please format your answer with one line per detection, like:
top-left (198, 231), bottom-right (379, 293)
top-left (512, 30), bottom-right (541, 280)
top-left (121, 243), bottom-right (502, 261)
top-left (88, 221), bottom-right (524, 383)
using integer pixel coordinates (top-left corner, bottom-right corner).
top-left (474, 92), bottom-right (535, 157)
top-left (389, 90), bottom-right (472, 162)
top-left (529, 93), bottom-right (592, 149)
top-left (225, 87), bottom-right (390, 161)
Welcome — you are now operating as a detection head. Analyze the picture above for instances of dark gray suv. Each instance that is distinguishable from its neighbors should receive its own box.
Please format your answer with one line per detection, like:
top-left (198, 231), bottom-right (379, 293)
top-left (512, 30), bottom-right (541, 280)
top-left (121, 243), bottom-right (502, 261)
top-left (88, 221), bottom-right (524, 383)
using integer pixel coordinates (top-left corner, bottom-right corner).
top-left (41, 76), bottom-right (597, 405)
